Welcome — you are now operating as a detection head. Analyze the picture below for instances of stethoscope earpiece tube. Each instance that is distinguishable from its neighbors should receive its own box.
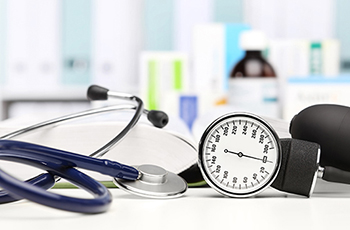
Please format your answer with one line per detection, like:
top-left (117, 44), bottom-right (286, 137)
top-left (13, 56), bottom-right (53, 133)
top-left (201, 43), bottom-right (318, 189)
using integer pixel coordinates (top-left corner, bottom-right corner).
top-left (87, 84), bottom-right (169, 129)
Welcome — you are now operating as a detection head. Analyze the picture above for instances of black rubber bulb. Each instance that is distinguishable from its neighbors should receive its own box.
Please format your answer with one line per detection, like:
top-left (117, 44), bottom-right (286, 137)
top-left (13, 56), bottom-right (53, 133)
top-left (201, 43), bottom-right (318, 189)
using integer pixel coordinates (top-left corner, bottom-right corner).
top-left (290, 104), bottom-right (350, 171)
top-left (147, 110), bottom-right (169, 128)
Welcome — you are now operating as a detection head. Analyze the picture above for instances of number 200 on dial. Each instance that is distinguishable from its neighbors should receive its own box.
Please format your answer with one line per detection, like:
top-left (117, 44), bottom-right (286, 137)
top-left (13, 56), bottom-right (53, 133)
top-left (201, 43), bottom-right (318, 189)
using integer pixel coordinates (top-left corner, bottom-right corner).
top-left (198, 113), bottom-right (281, 197)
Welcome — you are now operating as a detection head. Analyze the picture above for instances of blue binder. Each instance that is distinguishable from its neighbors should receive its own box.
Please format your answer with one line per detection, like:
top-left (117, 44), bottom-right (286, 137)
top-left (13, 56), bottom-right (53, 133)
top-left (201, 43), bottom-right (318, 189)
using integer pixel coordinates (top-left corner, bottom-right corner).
top-left (61, 0), bottom-right (92, 85)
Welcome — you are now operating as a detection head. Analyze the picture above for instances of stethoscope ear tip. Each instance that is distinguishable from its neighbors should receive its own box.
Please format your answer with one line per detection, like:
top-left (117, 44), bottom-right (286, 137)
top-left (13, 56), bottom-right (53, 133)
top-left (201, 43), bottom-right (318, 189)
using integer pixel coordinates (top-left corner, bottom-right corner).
top-left (147, 111), bottom-right (169, 128)
top-left (87, 85), bottom-right (109, 101)
top-left (114, 164), bottom-right (187, 198)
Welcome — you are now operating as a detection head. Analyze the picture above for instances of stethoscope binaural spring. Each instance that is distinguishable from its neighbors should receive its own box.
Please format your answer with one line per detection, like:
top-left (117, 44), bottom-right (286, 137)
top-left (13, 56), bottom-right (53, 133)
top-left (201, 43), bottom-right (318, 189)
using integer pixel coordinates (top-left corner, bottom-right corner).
top-left (0, 85), bottom-right (188, 213)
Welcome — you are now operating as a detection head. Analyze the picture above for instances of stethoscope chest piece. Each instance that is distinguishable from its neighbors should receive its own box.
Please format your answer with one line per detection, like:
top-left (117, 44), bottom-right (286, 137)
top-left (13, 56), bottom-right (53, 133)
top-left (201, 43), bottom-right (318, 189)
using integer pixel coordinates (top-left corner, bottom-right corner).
top-left (113, 164), bottom-right (187, 198)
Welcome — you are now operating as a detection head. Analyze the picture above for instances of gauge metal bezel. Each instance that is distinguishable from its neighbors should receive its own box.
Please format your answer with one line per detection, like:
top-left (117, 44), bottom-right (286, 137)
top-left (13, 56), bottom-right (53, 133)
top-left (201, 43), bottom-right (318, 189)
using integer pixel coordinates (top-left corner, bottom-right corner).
top-left (198, 112), bottom-right (282, 198)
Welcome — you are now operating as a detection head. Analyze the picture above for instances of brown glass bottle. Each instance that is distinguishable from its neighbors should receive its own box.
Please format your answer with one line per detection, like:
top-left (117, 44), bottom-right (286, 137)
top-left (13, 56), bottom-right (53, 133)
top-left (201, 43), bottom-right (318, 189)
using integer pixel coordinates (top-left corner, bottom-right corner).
top-left (228, 48), bottom-right (279, 118)
top-left (230, 50), bottom-right (276, 77)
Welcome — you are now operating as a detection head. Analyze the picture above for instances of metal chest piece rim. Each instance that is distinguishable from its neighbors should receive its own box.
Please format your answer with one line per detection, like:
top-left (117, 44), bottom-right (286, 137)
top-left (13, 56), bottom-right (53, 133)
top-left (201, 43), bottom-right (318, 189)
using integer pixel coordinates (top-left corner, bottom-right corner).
top-left (113, 164), bottom-right (188, 199)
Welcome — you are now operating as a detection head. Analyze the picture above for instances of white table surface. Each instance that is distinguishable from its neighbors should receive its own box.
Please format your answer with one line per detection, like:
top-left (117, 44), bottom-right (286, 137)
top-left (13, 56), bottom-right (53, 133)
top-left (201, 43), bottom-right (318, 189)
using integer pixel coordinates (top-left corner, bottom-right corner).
top-left (1, 184), bottom-right (350, 230)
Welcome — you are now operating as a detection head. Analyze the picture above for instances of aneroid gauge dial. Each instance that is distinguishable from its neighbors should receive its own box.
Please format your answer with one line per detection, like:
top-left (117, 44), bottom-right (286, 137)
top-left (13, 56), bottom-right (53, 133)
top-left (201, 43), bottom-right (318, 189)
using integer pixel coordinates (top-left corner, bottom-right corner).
top-left (198, 112), bottom-right (281, 197)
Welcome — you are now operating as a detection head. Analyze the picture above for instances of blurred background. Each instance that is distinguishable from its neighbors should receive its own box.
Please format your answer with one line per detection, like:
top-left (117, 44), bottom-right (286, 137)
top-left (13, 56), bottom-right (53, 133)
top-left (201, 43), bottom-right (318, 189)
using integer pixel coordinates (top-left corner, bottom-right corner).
top-left (0, 0), bottom-right (348, 129)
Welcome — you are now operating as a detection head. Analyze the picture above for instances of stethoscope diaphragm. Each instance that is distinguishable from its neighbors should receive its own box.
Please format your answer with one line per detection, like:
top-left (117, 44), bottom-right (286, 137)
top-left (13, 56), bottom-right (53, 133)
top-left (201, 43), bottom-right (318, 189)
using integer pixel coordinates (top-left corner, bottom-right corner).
top-left (113, 164), bottom-right (187, 198)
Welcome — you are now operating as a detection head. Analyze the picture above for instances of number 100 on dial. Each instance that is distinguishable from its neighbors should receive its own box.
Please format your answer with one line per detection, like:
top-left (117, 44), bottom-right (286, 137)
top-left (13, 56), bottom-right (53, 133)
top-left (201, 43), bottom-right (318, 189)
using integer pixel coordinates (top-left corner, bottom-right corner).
top-left (198, 112), bottom-right (281, 197)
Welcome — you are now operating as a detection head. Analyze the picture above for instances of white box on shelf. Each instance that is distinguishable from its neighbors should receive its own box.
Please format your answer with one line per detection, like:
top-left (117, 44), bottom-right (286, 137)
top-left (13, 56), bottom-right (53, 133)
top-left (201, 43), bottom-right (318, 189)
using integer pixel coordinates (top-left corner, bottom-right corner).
top-left (283, 76), bottom-right (350, 120)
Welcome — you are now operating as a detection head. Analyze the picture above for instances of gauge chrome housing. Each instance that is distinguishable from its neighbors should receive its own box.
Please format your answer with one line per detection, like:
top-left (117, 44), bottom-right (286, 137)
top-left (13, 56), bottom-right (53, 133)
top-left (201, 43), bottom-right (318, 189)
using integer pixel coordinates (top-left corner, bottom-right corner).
top-left (198, 112), bottom-right (282, 198)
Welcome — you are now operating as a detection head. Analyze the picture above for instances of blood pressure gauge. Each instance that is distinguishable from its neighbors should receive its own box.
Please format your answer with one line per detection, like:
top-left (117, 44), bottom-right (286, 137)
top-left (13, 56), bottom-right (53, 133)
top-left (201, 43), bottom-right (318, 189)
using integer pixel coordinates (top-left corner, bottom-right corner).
top-left (198, 112), bottom-right (281, 197)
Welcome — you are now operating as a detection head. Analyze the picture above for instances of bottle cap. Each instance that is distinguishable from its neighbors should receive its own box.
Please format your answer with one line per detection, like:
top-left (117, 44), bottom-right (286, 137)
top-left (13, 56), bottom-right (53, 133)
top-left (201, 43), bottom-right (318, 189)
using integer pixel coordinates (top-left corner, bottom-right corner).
top-left (239, 30), bottom-right (267, 50)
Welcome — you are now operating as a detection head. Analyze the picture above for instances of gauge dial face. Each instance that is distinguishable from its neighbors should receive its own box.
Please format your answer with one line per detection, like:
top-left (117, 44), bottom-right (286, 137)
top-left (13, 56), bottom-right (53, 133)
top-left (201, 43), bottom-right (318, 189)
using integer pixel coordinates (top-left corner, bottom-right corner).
top-left (198, 113), bottom-right (281, 197)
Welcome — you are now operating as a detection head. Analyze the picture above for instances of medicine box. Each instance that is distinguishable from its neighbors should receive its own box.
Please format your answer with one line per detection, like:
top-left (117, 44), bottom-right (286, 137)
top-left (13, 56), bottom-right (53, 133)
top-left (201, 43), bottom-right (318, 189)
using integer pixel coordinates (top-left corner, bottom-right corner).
top-left (283, 76), bottom-right (350, 120)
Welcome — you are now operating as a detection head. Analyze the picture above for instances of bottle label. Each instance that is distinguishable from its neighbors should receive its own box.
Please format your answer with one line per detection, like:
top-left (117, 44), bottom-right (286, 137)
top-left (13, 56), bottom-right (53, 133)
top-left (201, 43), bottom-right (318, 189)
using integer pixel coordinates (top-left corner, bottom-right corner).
top-left (228, 78), bottom-right (279, 118)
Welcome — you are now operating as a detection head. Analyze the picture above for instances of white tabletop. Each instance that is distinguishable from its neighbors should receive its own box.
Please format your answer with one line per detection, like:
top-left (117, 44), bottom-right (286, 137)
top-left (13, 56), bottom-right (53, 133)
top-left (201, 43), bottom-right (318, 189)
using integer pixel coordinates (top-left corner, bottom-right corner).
top-left (1, 185), bottom-right (350, 230)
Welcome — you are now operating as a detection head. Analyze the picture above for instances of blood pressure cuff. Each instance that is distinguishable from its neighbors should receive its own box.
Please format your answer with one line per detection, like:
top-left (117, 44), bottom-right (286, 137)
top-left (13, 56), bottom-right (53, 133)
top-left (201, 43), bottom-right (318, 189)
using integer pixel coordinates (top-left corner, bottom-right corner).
top-left (271, 138), bottom-right (320, 197)
top-left (180, 138), bottom-right (321, 191)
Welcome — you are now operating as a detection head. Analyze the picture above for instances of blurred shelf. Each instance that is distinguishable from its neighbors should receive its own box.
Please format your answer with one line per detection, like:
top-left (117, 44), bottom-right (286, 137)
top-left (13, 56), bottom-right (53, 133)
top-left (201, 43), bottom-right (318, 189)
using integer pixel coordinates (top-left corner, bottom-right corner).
top-left (0, 86), bottom-right (88, 101)
top-left (0, 86), bottom-right (91, 120)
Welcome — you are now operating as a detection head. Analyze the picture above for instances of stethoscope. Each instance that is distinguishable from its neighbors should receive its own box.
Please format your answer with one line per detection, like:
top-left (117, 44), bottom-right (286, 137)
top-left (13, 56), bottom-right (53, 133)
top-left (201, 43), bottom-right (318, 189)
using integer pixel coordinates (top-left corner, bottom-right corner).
top-left (0, 85), bottom-right (188, 213)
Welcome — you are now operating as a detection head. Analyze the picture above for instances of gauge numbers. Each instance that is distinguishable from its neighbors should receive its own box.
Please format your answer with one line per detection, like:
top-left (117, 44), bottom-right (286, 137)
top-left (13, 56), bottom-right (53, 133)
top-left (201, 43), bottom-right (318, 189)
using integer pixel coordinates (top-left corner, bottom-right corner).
top-left (198, 113), bottom-right (281, 197)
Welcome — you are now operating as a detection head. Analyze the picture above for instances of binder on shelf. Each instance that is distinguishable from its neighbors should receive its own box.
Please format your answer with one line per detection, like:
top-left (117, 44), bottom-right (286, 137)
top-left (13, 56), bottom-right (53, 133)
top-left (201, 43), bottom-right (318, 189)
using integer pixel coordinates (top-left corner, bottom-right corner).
top-left (0, 0), bottom-right (6, 85)
top-left (61, 0), bottom-right (91, 86)
top-left (144, 0), bottom-right (174, 51)
top-left (173, 0), bottom-right (213, 52)
top-left (244, 0), bottom-right (334, 39)
top-left (92, 0), bottom-right (143, 93)
top-left (6, 0), bottom-right (60, 90)
top-left (214, 0), bottom-right (244, 23)
top-left (336, 0), bottom-right (350, 73)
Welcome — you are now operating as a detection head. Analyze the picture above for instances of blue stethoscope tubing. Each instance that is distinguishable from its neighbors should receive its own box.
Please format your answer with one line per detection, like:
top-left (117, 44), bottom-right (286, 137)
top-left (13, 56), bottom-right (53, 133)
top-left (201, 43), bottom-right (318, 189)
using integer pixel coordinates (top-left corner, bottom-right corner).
top-left (0, 104), bottom-right (136, 209)
top-left (0, 140), bottom-right (138, 213)
top-left (0, 85), bottom-right (169, 213)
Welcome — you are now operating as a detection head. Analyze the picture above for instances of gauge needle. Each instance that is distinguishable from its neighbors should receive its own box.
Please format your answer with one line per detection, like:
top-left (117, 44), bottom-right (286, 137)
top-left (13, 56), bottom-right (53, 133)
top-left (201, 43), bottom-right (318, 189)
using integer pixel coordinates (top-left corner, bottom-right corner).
top-left (224, 149), bottom-right (272, 163)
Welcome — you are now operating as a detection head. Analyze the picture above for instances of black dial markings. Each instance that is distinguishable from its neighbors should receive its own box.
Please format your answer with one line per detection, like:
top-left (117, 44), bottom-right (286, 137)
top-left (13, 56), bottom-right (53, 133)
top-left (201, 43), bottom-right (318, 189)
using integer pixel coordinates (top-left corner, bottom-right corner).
top-left (202, 116), bottom-right (278, 195)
